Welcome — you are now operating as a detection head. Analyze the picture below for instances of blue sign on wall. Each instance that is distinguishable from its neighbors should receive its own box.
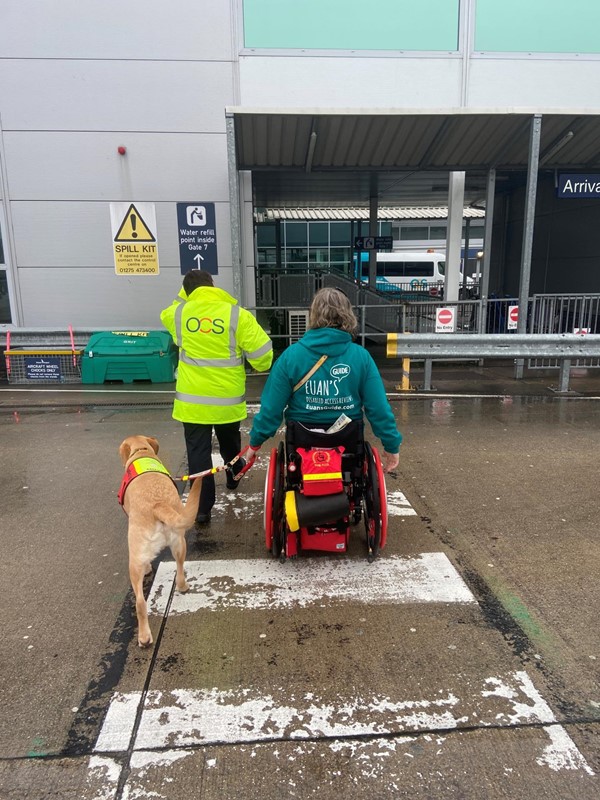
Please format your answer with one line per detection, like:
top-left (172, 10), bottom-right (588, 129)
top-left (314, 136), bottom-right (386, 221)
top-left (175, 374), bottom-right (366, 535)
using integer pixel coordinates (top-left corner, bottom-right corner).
top-left (25, 357), bottom-right (62, 381)
top-left (177, 202), bottom-right (218, 275)
top-left (558, 174), bottom-right (600, 198)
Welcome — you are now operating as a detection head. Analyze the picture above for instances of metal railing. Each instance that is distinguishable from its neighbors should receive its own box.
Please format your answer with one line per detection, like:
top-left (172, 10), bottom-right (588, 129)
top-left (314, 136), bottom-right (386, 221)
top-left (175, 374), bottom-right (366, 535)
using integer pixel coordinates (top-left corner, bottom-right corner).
top-left (386, 332), bottom-right (600, 393)
top-left (4, 291), bottom-right (600, 392)
top-left (529, 293), bottom-right (600, 369)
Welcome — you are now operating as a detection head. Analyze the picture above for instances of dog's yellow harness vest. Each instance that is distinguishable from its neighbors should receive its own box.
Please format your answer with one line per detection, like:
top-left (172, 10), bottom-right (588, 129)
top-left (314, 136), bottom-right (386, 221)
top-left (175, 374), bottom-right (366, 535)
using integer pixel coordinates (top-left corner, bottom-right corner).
top-left (118, 457), bottom-right (175, 506)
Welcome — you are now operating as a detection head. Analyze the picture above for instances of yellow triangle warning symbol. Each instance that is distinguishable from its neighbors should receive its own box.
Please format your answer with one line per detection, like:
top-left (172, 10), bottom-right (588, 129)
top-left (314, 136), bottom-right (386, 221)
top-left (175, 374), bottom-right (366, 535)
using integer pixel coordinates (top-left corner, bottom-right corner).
top-left (114, 204), bottom-right (156, 242)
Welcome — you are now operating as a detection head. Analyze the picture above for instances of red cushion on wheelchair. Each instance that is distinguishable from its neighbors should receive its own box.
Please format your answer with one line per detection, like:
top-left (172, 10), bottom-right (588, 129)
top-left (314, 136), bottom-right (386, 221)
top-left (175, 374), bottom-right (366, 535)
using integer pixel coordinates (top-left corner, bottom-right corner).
top-left (297, 446), bottom-right (345, 496)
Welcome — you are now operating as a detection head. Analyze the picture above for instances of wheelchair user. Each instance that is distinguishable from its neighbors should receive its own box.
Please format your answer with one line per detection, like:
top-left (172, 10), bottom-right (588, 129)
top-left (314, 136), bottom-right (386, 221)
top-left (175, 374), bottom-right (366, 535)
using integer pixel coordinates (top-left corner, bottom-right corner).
top-left (245, 287), bottom-right (402, 471)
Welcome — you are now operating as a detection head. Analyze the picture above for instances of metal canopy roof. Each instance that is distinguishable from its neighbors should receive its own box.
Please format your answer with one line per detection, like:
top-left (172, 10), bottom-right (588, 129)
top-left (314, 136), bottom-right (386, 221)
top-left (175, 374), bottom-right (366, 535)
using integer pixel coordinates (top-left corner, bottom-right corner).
top-left (227, 107), bottom-right (600, 208)
top-left (254, 206), bottom-right (485, 222)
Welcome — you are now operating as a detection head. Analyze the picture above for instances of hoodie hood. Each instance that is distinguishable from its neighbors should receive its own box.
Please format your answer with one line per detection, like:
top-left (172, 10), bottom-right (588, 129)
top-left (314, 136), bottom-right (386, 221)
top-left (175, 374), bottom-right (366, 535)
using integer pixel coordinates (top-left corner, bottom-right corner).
top-left (299, 327), bottom-right (353, 357)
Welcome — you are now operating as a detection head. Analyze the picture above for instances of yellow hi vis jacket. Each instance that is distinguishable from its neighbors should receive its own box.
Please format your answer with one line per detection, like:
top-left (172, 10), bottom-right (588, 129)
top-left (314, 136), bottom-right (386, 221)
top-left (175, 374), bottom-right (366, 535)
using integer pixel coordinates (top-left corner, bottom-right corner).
top-left (160, 285), bottom-right (273, 424)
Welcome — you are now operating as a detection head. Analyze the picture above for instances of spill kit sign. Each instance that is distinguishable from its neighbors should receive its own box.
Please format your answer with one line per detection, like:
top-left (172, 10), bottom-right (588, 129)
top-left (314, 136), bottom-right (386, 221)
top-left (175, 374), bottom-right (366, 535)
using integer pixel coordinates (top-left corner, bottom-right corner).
top-left (110, 203), bottom-right (159, 275)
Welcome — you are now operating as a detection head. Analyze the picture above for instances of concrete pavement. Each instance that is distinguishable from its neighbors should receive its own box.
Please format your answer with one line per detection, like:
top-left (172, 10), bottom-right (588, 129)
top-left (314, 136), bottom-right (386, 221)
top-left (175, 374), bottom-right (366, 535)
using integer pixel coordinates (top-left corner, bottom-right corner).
top-left (0, 371), bottom-right (599, 798)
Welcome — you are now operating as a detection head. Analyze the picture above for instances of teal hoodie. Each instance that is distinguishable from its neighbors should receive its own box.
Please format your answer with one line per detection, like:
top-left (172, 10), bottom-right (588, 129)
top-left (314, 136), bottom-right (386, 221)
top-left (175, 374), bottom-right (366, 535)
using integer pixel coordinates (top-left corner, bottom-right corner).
top-left (250, 328), bottom-right (402, 453)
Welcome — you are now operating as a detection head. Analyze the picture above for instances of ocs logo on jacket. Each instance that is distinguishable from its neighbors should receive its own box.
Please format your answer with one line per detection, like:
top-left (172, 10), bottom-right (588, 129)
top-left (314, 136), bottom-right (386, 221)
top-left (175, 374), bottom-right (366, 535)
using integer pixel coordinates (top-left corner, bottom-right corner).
top-left (160, 270), bottom-right (273, 530)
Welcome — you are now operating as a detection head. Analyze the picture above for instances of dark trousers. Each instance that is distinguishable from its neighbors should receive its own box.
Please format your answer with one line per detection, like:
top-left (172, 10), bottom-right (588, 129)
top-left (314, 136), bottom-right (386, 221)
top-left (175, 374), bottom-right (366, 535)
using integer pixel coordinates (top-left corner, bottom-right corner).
top-left (183, 421), bottom-right (241, 516)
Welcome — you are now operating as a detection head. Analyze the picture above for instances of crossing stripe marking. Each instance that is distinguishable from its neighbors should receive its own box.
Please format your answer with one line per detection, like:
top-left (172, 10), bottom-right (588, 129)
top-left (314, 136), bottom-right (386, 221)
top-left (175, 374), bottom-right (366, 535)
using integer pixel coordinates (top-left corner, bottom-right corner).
top-left (387, 490), bottom-right (417, 516)
top-left (147, 553), bottom-right (476, 615)
top-left (92, 670), bottom-right (593, 777)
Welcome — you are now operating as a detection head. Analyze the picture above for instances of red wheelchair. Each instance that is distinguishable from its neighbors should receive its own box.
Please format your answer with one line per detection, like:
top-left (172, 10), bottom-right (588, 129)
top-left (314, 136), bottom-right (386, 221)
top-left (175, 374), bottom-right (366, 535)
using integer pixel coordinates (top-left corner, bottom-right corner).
top-left (264, 420), bottom-right (388, 563)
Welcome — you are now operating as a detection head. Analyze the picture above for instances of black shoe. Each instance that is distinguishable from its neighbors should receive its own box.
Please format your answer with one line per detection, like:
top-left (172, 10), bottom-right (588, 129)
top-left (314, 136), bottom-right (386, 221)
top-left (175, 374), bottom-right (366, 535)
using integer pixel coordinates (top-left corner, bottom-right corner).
top-left (195, 512), bottom-right (211, 525)
top-left (226, 458), bottom-right (246, 490)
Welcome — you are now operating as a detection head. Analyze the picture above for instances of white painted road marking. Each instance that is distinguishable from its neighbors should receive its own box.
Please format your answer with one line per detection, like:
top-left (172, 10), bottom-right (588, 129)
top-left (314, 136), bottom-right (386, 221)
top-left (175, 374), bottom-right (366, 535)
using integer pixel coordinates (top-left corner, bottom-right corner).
top-left (387, 489), bottom-right (417, 516)
top-left (147, 553), bottom-right (476, 615)
top-left (93, 670), bottom-right (592, 776)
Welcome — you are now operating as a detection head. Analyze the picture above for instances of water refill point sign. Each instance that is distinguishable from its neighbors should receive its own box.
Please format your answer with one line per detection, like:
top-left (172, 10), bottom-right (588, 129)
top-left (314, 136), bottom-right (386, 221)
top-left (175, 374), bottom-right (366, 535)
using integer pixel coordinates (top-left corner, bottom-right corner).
top-left (177, 202), bottom-right (218, 275)
top-left (508, 305), bottom-right (519, 330)
top-left (436, 307), bottom-right (455, 332)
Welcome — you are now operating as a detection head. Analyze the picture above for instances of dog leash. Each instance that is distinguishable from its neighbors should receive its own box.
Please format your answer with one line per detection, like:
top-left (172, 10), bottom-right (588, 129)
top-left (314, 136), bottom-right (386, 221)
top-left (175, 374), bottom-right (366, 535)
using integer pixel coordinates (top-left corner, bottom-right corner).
top-left (175, 446), bottom-right (251, 482)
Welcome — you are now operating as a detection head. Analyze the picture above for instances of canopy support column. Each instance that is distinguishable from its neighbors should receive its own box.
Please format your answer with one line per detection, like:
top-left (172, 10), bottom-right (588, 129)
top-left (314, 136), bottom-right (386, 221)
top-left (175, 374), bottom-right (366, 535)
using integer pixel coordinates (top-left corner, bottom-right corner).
top-left (478, 168), bottom-right (496, 333)
top-left (445, 171), bottom-right (465, 303)
top-left (226, 112), bottom-right (244, 303)
top-left (515, 114), bottom-right (542, 378)
top-left (368, 173), bottom-right (379, 290)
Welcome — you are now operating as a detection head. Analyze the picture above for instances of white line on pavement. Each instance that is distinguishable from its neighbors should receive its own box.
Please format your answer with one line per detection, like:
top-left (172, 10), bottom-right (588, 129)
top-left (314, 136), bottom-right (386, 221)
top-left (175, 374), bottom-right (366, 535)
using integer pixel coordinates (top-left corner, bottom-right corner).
top-left (92, 671), bottom-right (593, 777)
top-left (147, 553), bottom-right (476, 615)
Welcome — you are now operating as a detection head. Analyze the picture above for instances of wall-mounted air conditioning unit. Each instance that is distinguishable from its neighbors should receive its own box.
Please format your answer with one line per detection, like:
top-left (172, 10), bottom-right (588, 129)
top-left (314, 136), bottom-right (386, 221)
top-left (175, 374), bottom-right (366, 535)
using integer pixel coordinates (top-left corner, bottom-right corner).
top-left (287, 310), bottom-right (309, 343)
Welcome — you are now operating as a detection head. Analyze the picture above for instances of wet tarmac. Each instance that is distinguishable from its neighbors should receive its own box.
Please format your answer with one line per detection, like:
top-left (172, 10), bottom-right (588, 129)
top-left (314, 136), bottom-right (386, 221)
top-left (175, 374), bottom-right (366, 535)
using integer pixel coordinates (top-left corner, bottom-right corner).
top-left (0, 364), bottom-right (599, 798)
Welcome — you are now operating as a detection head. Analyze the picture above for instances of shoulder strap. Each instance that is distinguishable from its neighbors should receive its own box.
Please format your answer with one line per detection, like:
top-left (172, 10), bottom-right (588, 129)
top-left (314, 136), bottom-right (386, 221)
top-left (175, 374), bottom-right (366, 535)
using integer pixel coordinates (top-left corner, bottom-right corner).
top-left (293, 355), bottom-right (328, 392)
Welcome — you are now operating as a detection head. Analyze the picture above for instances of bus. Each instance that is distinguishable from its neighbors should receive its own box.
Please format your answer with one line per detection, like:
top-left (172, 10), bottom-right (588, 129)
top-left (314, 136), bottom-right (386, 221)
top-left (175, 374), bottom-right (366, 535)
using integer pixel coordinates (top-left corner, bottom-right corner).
top-left (354, 251), bottom-right (472, 296)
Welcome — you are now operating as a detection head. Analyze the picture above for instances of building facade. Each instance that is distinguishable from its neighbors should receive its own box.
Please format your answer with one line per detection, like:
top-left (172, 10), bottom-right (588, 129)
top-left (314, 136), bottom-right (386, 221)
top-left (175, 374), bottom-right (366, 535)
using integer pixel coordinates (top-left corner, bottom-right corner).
top-left (1, 0), bottom-right (600, 329)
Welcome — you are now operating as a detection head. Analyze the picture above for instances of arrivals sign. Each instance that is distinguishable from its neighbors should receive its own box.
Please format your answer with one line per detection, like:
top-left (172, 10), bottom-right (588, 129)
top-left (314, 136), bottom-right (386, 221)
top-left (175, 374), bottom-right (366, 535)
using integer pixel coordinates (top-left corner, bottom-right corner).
top-left (177, 202), bottom-right (218, 274)
top-left (557, 174), bottom-right (600, 198)
top-left (110, 203), bottom-right (159, 276)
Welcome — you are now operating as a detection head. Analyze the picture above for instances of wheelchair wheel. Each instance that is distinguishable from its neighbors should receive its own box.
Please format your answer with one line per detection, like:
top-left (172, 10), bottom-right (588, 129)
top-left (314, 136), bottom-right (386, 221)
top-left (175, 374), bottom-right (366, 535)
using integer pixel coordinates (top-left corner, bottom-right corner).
top-left (363, 442), bottom-right (388, 561)
top-left (264, 442), bottom-right (286, 557)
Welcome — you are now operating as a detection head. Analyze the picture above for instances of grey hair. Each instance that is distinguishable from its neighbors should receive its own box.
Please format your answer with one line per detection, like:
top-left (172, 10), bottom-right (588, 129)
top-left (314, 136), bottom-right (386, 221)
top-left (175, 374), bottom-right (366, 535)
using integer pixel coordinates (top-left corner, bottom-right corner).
top-left (309, 288), bottom-right (358, 334)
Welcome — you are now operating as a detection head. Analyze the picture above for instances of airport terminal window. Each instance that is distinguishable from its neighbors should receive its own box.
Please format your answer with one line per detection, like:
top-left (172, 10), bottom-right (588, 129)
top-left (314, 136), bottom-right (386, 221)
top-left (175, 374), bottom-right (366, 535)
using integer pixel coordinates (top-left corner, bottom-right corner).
top-left (400, 225), bottom-right (427, 241)
top-left (256, 223), bottom-right (277, 266)
top-left (256, 220), bottom-right (394, 274)
top-left (329, 222), bottom-right (351, 247)
top-left (243, 0), bottom-right (459, 51)
top-left (284, 222), bottom-right (307, 248)
top-left (330, 247), bottom-right (350, 264)
top-left (308, 248), bottom-right (329, 266)
top-left (357, 221), bottom-right (393, 239)
top-left (308, 222), bottom-right (328, 247)
top-left (475, 0), bottom-right (600, 53)
top-left (257, 224), bottom-right (276, 247)
top-left (257, 248), bottom-right (276, 265)
top-left (287, 247), bottom-right (308, 265)
top-left (463, 222), bottom-right (484, 238)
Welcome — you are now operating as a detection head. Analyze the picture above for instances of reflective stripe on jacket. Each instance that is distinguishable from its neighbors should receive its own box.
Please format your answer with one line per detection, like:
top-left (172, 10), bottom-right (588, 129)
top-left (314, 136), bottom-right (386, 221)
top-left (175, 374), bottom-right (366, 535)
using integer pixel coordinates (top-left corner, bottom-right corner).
top-left (160, 285), bottom-right (273, 424)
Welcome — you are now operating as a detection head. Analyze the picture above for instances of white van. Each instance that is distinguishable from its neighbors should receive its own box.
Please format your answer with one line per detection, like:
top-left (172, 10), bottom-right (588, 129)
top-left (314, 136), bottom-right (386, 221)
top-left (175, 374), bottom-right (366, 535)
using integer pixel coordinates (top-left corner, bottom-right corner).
top-left (355, 251), bottom-right (470, 295)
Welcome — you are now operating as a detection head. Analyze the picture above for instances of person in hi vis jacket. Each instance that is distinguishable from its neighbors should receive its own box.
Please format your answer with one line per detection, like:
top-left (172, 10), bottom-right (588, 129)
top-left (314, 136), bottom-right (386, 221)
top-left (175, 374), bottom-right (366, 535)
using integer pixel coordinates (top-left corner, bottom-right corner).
top-left (245, 287), bottom-right (401, 472)
top-left (160, 270), bottom-right (273, 527)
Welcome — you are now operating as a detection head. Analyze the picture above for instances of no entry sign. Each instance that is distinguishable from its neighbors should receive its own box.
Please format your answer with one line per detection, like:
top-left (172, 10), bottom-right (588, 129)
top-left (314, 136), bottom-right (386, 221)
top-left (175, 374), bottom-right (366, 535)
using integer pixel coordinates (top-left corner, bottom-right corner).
top-left (436, 307), bottom-right (455, 333)
top-left (507, 305), bottom-right (519, 330)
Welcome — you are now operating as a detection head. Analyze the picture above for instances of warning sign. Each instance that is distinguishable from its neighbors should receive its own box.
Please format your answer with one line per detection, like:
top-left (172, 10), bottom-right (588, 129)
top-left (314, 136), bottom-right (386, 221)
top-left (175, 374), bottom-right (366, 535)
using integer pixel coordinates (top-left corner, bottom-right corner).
top-left (435, 307), bottom-right (455, 333)
top-left (507, 305), bottom-right (519, 331)
top-left (110, 203), bottom-right (159, 275)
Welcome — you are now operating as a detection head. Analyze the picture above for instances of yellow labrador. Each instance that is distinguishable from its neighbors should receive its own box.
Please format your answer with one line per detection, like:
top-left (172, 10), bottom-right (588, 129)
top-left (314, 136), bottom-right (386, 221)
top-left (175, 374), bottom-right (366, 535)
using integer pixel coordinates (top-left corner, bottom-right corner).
top-left (118, 435), bottom-right (201, 647)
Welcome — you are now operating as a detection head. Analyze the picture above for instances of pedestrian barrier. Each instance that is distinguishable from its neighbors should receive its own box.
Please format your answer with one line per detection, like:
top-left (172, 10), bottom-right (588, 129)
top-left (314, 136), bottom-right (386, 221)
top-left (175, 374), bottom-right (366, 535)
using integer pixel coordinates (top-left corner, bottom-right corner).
top-left (386, 333), bottom-right (600, 393)
top-left (4, 348), bottom-right (82, 384)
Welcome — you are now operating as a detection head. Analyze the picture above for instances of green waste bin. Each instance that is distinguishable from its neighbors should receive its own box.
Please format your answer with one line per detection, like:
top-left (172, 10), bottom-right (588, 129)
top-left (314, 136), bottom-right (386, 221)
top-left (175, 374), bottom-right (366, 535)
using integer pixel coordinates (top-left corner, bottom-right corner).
top-left (81, 330), bottom-right (177, 384)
